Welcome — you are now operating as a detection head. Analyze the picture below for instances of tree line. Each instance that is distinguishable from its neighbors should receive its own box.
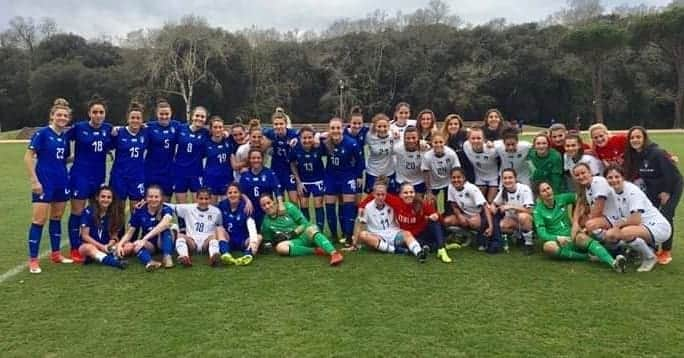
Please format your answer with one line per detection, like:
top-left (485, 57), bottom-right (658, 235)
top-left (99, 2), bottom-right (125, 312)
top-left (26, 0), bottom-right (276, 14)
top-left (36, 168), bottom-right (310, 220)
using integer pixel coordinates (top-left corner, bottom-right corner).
top-left (1, 0), bottom-right (683, 131)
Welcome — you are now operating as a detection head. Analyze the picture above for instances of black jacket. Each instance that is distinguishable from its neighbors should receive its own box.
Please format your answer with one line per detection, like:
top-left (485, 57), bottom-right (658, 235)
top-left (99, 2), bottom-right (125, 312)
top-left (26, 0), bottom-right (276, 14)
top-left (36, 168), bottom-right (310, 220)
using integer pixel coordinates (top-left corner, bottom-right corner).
top-left (637, 143), bottom-right (683, 203)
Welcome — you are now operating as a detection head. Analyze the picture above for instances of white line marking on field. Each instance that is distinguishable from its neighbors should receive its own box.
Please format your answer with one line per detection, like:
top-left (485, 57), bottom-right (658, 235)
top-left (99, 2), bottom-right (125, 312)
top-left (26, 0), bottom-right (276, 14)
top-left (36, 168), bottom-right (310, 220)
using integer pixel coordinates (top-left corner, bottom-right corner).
top-left (0, 242), bottom-right (68, 284)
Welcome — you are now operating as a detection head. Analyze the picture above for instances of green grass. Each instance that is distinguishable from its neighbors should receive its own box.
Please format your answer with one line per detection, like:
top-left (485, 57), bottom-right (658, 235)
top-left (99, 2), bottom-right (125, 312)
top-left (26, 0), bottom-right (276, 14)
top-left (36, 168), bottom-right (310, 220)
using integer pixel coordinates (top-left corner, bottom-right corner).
top-left (0, 129), bottom-right (22, 140)
top-left (1, 135), bottom-right (683, 357)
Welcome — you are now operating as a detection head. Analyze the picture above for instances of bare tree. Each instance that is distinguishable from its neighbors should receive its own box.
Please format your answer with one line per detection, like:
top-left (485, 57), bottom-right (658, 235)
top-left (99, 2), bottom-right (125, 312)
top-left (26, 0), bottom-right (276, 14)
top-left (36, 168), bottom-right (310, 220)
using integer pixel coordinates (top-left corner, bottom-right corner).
top-left (1, 16), bottom-right (58, 69)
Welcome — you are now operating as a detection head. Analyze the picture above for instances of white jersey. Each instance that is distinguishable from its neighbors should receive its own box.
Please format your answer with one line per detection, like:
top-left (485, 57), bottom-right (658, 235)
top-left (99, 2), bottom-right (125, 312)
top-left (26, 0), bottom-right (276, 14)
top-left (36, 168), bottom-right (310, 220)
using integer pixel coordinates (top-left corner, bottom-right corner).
top-left (393, 142), bottom-right (424, 185)
top-left (390, 119), bottom-right (417, 141)
top-left (361, 200), bottom-right (401, 242)
top-left (365, 132), bottom-right (395, 176)
top-left (421, 147), bottom-right (460, 189)
top-left (170, 204), bottom-right (223, 242)
top-left (448, 182), bottom-right (487, 216)
top-left (564, 153), bottom-right (604, 176)
top-left (615, 181), bottom-right (668, 224)
top-left (585, 176), bottom-right (621, 224)
top-left (463, 141), bottom-right (500, 185)
top-left (496, 141), bottom-right (532, 186)
top-left (493, 183), bottom-right (534, 208)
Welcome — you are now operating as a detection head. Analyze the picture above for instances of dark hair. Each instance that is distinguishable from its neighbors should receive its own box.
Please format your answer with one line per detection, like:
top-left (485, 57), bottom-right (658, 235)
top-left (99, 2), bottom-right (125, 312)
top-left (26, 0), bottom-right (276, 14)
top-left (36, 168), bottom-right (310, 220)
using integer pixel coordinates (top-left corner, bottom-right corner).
top-left (450, 167), bottom-right (466, 177)
top-left (92, 186), bottom-right (124, 240)
top-left (623, 126), bottom-right (651, 181)
top-left (156, 97), bottom-right (172, 110)
top-left (248, 148), bottom-right (263, 160)
top-left (349, 106), bottom-right (363, 120)
top-left (564, 133), bottom-right (585, 162)
top-left (128, 100), bottom-right (144, 115)
top-left (373, 176), bottom-right (390, 191)
top-left (549, 123), bottom-right (567, 132)
top-left (571, 162), bottom-right (592, 210)
top-left (500, 168), bottom-right (518, 203)
top-left (534, 180), bottom-right (552, 197)
top-left (299, 125), bottom-right (315, 135)
top-left (196, 187), bottom-right (212, 197)
top-left (501, 127), bottom-right (519, 142)
top-left (209, 115), bottom-right (224, 128)
top-left (399, 182), bottom-right (424, 215)
top-left (144, 185), bottom-right (165, 221)
top-left (87, 95), bottom-right (107, 111)
top-left (603, 164), bottom-right (624, 178)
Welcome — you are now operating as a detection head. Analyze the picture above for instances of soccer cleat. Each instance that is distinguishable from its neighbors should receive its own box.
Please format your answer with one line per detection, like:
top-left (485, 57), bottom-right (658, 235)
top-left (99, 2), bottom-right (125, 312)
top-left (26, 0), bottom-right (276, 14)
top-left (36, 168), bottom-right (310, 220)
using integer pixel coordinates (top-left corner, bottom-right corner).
top-left (477, 245), bottom-right (486, 252)
top-left (51, 252), bottom-right (74, 264)
top-left (236, 254), bottom-right (254, 266)
top-left (313, 247), bottom-right (326, 256)
top-left (209, 253), bottom-right (221, 267)
top-left (417, 245), bottom-right (430, 263)
top-left (637, 255), bottom-right (657, 272)
top-left (178, 255), bottom-right (192, 268)
top-left (70, 249), bottom-right (85, 264)
top-left (116, 259), bottom-right (129, 270)
top-left (145, 260), bottom-right (162, 272)
top-left (162, 255), bottom-right (174, 268)
top-left (436, 248), bottom-right (452, 263)
top-left (612, 254), bottom-right (627, 273)
top-left (329, 251), bottom-right (344, 266)
top-left (445, 242), bottom-right (462, 250)
top-left (28, 259), bottom-right (42, 274)
top-left (523, 244), bottom-right (535, 256)
top-left (657, 250), bottom-right (672, 265)
top-left (220, 253), bottom-right (236, 265)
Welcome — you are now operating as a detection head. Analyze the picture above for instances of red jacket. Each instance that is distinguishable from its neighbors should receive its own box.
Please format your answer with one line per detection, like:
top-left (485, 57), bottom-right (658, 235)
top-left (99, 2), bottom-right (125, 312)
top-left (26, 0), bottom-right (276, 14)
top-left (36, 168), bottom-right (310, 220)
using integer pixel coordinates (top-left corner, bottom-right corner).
top-left (359, 193), bottom-right (437, 236)
top-left (593, 133), bottom-right (627, 166)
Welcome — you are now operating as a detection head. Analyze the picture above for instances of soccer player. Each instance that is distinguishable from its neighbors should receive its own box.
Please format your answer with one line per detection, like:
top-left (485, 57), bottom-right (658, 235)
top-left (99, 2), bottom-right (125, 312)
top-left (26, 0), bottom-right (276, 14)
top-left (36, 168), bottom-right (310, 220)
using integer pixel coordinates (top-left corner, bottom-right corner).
top-left (623, 126), bottom-right (682, 264)
top-left (259, 194), bottom-right (344, 266)
top-left (482, 108), bottom-right (505, 141)
top-left (78, 186), bottom-right (127, 269)
top-left (443, 167), bottom-right (494, 251)
top-left (290, 126), bottom-right (326, 229)
top-left (234, 126), bottom-right (269, 183)
top-left (169, 188), bottom-right (224, 267)
top-left (263, 112), bottom-right (299, 204)
top-left (110, 101), bottom-right (147, 214)
top-left (358, 181), bottom-right (452, 263)
top-left (145, 98), bottom-right (179, 199)
top-left (356, 180), bottom-right (429, 262)
top-left (239, 149), bottom-right (282, 227)
top-left (390, 102), bottom-right (416, 140)
top-left (115, 185), bottom-right (174, 271)
top-left (204, 117), bottom-right (234, 203)
top-left (365, 113), bottom-right (396, 193)
top-left (441, 114), bottom-right (475, 183)
top-left (322, 117), bottom-right (365, 245)
top-left (422, 133), bottom-right (460, 210)
top-left (343, 106), bottom-right (369, 194)
top-left (393, 126), bottom-right (426, 196)
top-left (571, 162), bottom-right (622, 243)
top-left (217, 183), bottom-right (261, 266)
top-left (533, 181), bottom-right (626, 272)
top-left (496, 128), bottom-right (532, 186)
top-left (25, 98), bottom-right (74, 273)
top-left (563, 133), bottom-right (603, 182)
top-left (528, 133), bottom-right (565, 194)
top-left (463, 126), bottom-right (500, 202)
top-left (603, 166), bottom-right (672, 272)
top-left (489, 169), bottom-right (535, 255)
top-left (66, 95), bottom-right (113, 263)
top-left (416, 109), bottom-right (437, 144)
top-left (174, 106), bottom-right (209, 203)
top-left (589, 123), bottom-right (628, 167)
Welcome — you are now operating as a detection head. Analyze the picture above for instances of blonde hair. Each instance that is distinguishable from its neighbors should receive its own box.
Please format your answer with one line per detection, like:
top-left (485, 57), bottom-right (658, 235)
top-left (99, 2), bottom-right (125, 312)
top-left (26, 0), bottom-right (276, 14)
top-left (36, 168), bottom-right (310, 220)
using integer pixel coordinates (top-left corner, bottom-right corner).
top-left (370, 113), bottom-right (391, 134)
top-left (588, 123), bottom-right (609, 137)
top-left (50, 98), bottom-right (71, 117)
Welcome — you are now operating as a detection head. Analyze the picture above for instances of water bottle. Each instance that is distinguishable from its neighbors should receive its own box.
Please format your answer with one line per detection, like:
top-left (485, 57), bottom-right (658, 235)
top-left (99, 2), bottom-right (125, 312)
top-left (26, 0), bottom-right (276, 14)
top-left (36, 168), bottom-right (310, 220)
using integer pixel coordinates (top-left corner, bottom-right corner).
top-left (502, 234), bottom-right (510, 253)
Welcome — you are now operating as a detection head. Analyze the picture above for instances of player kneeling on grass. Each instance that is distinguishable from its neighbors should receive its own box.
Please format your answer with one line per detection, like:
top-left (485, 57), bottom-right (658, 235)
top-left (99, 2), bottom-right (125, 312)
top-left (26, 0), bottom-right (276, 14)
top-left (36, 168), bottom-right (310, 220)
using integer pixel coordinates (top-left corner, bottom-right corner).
top-left (356, 180), bottom-right (429, 263)
top-left (443, 167), bottom-right (494, 251)
top-left (217, 183), bottom-right (262, 266)
top-left (115, 185), bottom-right (174, 271)
top-left (78, 186), bottom-right (127, 269)
top-left (488, 168), bottom-right (535, 255)
top-left (532, 181), bottom-right (626, 272)
top-left (168, 188), bottom-right (224, 267)
top-left (603, 166), bottom-right (672, 272)
top-left (259, 194), bottom-right (344, 266)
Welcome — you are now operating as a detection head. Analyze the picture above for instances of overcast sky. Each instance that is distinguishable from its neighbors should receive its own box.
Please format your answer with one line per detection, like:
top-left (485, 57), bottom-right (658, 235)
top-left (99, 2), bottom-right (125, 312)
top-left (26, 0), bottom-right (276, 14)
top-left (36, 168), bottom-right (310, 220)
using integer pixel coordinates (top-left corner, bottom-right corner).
top-left (0, 0), bottom-right (673, 41)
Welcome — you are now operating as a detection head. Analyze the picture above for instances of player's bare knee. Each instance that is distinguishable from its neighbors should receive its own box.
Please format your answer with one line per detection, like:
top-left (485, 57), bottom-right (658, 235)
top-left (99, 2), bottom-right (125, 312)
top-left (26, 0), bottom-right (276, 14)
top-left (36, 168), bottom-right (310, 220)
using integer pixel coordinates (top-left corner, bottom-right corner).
top-left (543, 241), bottom-right (559, 256)
top-left (574, 232), bottom-right (590, 248)
top-left (519, 213), bottom-right (532, 227)
top-left (275, 241), bottom-right (290, 256)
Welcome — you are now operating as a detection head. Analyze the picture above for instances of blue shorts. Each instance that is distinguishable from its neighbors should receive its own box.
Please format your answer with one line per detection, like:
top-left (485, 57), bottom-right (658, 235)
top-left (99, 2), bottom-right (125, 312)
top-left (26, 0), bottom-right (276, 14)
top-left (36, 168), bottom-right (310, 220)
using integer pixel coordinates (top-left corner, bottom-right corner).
top-left (69, 174), bottom-right (104, 200)
top-left (205, 174), bottom-right (232, 196)
top-left (173, 176), bottom-right (203, 194)
top-left (32, 185), bottom-right (70, 203)
top-left (365, 173), bottom-right (397, 194)
top-left (413, 182), bottom-right (427, 194)
top-left (228, 235), bottom-right (249, 252)
top-left (302, 181), bottom-right (325, 197)
top-left (145, 175), bottom-right (174, 197)
top-left (110, 175), bottom-right (145, 201)
top-left (324, 174), bottom-right (357, 195)
top-left (275, 169), bottom-right (297, 192)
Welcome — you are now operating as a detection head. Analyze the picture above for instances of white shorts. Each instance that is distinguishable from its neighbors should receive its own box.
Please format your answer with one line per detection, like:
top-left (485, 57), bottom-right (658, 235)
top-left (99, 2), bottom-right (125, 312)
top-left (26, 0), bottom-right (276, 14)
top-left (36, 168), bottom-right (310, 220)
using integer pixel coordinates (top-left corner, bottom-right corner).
top-left (475, 176), bottom-right (499, 188)
top-left (188, 234), bottom-right (211, 253)
top-left (644, 221), bottom-right (672, 245)
top-left (375, 228), bottom-right (403, 247)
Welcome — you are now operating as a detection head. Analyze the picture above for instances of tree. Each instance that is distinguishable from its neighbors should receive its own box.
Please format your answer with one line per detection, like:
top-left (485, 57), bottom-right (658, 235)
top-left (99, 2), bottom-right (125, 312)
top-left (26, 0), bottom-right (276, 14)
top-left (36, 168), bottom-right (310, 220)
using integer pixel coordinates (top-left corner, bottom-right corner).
top-left (562, 22), bottom-right (627, 123)
top-left (631, 6), bottom-right (684, 128)
top-left (1, 16), bottom-right (58, 70)
top-left (147, 15), bottom-right (226, 118)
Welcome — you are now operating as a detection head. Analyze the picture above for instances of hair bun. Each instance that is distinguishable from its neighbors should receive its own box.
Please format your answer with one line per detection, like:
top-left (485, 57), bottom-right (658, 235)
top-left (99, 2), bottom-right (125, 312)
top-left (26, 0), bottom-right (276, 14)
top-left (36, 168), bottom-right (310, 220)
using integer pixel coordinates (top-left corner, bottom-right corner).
top-left (53, 98), bottom-right (70, 107)
top-left (128, 100), bottom-right (145, 112)
top-left (156, 97), bottom-right (169, 105)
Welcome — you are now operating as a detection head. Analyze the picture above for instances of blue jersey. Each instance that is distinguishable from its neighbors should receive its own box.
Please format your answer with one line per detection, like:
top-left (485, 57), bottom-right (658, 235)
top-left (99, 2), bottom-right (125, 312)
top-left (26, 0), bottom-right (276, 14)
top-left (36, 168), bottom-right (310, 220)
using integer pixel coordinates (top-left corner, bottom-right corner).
top-left (289, 143), bottom-right (325, 183)
top-left (218, 199), bottom-right (250, 240)
top-left (111, 127), bottom-right (147, 179)
top-left (67, 121), bottom-right (113, 182)
top-left (129, 204), bottom-right (174, 235)
top-left (28, 126), bottom-right (70, 188)
top-left (323, 136), bottom-right (365, 178)
top-left (205, 137), bottom-right (234, 178)
top-left (80, 206), bottom-right (111, 245)
top-left (344, 126), bottom-right (369, 148)
top-left (263, 128), bottom-right (298, 173)
top-left (174, 124), bottom-right (209, 176)
top-left (239, 168), bottom-right (282, 204)
top-left (145, 120), bottom-right (179, 178)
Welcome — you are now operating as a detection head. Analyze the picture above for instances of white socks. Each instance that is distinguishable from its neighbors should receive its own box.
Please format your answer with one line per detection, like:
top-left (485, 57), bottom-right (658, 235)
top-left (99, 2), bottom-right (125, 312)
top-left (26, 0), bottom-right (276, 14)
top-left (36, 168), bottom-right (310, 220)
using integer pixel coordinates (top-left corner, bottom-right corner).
top-left (628, 238), bottom-right (655, 259)
top-left (376, 240), bottom-right (395, 253)
top-left (522, 231), bottom-right (533, 246)
top-left (208, 239), bottom-right (219, 257)
top-left (408, 241), bottom-right (422, 256)
top-left (94, 251), bottom-right (107, 262)
top-left (176, 237), bottom-right (189, 257)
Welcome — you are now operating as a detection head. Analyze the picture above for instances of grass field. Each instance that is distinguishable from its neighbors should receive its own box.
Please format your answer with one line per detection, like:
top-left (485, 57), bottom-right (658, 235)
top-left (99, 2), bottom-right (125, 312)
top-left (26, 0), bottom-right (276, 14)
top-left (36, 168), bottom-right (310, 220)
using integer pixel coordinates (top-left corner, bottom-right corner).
top-left (1, 135), bottom-right (683, 357)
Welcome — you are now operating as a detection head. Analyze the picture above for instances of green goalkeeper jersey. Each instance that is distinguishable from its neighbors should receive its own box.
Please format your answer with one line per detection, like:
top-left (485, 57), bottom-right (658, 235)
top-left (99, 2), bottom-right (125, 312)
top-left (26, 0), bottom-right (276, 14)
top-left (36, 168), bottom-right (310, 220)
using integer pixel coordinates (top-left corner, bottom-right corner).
top-left (261, 202), bottom-right (310, 243)
top-left (528, 148), bottom-right (565, 193)
top-left (532, 193), bottom-right (576, 242)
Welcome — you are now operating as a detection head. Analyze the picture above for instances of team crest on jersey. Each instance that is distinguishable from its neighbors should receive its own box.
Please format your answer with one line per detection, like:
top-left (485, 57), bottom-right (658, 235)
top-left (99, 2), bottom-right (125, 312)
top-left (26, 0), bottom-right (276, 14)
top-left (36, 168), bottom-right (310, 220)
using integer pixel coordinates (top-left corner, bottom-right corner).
top-left (261, 175), bottom-right (266, 181)
top-left (82, 131), bottom-right (89, 135)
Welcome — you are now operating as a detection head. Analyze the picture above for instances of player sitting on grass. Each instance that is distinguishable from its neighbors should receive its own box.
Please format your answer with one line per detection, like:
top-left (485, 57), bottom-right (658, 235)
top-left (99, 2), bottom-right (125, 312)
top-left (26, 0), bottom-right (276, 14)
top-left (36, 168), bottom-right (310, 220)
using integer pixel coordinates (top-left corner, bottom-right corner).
top-left (355, 179), bottom-right (429, 263)
top-left (259, 194), bottom-right (344, 266)
top-left (116, 185), bottom-right (175, 271)
top-left (443, 167), bottom-right (494, 251)
top-left (533, 181), bottom-right (626, 272)
top-left (488, 168), bottom-right (535, 255)
top-left (571, 162), bottom-right (621, 246)
top-left (217, 183), bottom-right (262, 266)
top-left (78, 186), bottom-right (127, 269)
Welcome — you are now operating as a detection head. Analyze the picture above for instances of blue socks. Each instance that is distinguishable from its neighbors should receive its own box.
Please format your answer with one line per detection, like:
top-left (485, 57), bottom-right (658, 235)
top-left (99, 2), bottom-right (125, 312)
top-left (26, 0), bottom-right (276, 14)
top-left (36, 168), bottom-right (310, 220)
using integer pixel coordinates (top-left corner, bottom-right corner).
top-left (302, 207), bottom-right (311, 221)
top-left (102, 254), bottom-right (124, 269)
top-left (48, 219), bottom-right (61, 252)
top-left (315, 207), bottom-right (325, 232)
top-left (160, 231), bottom-right (173, 256)
top-left (68, 213), bottom-right (81, 250)
top-left (28, 223), bottom-right (43, 258)
top-left (137, 248), bottom-right (152, 265)
top-left (341, 202), bottom-right (356, 239)
top-left (325, 203), bottom-right (338, 238)
top-left (219, 240), bottom-right (229, 255)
